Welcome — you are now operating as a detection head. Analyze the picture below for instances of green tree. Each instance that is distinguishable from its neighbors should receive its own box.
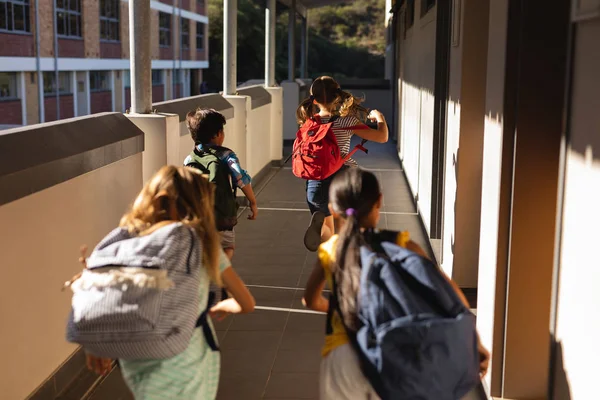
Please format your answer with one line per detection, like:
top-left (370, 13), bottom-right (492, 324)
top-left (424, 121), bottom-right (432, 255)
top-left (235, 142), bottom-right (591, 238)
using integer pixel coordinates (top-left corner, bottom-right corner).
top-left (204, 0), bottom-right (385, 91)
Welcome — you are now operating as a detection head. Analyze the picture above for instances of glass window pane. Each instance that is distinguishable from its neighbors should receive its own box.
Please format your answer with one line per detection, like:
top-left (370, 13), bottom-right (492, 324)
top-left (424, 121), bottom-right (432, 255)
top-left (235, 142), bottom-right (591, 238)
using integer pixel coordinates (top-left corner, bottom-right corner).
top-left (13, 4), bottom-right (24, 31)
top-left (69, 13), bottom-right (78, 36)
top-left (0, 3), bottom-right (7, 31)
top-left (57, 0), bottom-right (65, 10)
top-left (69, 0), bottom-right (79, 12)
top-left (57, 12), bottom-right (66, 35)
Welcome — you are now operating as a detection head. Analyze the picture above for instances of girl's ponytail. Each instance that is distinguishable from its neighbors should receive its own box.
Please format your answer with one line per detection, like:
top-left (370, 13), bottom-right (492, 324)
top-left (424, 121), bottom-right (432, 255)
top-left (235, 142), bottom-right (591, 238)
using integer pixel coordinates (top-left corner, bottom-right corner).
top-left (338, 89), bottom-right (369, 121)
top-left (329, 168), bottom-right (382, 332)
top-left (295, 96), bottom-right (317, 124)
top-left (334, 207), bottom-right (364, 331)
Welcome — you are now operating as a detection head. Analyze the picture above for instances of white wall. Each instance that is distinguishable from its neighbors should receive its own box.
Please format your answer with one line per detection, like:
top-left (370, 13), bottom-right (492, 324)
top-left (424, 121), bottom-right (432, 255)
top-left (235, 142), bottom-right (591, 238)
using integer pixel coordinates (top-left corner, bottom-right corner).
top-left (398, 2), bottom-right (437, 236)
top-left (552, 17), bottom-right (600, 400)
top-left (0, 156), bottom-right (143, 400)
top-left (245, 103), bottom-right (273, 177)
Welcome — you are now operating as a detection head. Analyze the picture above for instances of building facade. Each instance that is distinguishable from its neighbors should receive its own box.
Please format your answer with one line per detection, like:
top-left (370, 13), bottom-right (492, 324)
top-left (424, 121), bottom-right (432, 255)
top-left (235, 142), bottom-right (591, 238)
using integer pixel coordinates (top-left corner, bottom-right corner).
top-left (0, 0), bottom-right (209, 128)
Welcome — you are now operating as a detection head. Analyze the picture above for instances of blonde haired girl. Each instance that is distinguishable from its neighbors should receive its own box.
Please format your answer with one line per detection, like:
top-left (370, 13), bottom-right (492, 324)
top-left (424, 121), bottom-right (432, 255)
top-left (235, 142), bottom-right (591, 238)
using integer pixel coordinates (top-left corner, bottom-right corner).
top-left (296, 76), bottom-right (389, 252)
top-left (83, 165), bottom-right (255, 399)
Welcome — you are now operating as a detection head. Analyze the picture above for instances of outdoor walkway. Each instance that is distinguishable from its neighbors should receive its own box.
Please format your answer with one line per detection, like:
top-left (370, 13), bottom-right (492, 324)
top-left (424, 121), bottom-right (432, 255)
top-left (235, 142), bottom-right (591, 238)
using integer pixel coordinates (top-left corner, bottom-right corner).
top-left (80, 139), bottom-right (484, 399)
top-left (214, 139), bottom-right (434, 400)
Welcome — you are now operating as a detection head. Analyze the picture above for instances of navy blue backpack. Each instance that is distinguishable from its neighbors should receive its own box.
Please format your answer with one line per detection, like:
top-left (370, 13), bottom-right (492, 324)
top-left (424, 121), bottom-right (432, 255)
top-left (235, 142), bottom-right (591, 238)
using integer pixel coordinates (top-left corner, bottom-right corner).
top-left (332, 230), bottom-right (480, 400)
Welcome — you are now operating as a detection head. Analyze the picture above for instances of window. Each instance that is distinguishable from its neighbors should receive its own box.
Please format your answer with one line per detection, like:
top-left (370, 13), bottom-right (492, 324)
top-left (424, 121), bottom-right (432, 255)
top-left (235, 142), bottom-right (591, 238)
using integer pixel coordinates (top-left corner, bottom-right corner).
top-left (56, 0), bottom-right (81, 37)
top-left (421, 0), bottom-right (435, 16)
top-left (90, 71), bottom-right (110, 92)
top-left (196, 22), bottom-right (204, 50)
top-left (181, 18), bottom-right (189, 50)
top-left (0, 0), bottom-right (31, 33)
top-left (123, 70), bottom-right (130, 88)
top-left (406, 0), bottom-right (415, 29)
top-left (196, 0), bottom-right (204, 8)
top-left (43, 71), bottom-right (71, 95)
top-left (159, 12), bottom-right (170, 47)
top-left (152, 70), bottom-right (163, 85)
top-left (0, 72), bottom-right (18, 99)
top-left (172, 69), bottom-right (182, 84)
top-left (100, 0), bottom-right (119, 41)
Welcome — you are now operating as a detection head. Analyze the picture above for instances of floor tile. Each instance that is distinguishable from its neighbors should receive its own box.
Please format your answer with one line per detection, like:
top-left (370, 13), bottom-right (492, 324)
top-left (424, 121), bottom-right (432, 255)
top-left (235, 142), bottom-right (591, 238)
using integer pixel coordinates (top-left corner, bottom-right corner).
top-left (228, 310), bottom-right (289, 331)
top-left (264, 373), bottom-right (319, 399)
top-left (217, 373), bottom-right (267, 400)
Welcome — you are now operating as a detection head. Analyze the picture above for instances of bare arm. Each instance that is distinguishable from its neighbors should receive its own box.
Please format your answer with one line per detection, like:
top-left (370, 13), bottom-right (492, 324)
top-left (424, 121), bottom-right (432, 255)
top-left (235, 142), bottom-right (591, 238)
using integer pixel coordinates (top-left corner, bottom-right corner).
top-left (353, 109), bottom-right (389, 143)
top-left (210, 267), bottom-right (255, 319)
top-left (303, 260), bottom-right (329, 313)
top-left (240, 184), bottom-right (258, 220)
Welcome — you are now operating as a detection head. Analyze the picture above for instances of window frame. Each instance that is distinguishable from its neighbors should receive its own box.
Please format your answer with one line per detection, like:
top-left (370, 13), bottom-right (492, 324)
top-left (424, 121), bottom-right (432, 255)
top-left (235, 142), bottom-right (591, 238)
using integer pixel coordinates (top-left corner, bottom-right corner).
top-left (151, 70), bottom-right (163, 85)
top-left (180, 18), bottom-right (189, 50)
top-left (159, 12), bottom-right (171, 48)
top-left (0, 72), bottom-right (19, 101)
top-left (0, 0), bottom-right (31, 34)
top-left (420, 0), bottom-right (436, 17)
top-left (99, 0), bottom-right (119, 42)
top-left (55, 0), bottom-right (82, 38)
top-left (89, 70), bottom-right (111, 92)
top-left (195, 21), bottom-right (204, 51)
top-left (43, 71), bottom-right (72, 96)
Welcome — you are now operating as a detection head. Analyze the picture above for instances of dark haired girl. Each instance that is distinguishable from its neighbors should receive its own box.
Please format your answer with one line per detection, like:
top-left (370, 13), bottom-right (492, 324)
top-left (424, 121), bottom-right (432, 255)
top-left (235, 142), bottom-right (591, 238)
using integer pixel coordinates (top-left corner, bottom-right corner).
top-left (296, 76), bottom-right (389, 252)
top-left (303, 168), bottom-right (490, 399)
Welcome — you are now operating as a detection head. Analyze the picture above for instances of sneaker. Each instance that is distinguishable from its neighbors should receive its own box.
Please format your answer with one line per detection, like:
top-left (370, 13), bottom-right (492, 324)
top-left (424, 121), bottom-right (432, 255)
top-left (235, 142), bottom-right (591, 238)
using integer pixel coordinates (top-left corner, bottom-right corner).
top-left (304, 211), bottom-right (326, 252)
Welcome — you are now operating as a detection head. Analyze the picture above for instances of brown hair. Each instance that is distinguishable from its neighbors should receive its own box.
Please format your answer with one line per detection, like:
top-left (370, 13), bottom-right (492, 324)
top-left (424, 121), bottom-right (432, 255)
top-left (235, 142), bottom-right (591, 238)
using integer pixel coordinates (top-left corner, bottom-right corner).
top-left (186, 108), bottom-right (227, 145)
top-left (295, 76), bottom-right (368, 124)
top-left (329, 168), bottom-right (382, 330)
top-left (120, 165), bottom-right (222, 286)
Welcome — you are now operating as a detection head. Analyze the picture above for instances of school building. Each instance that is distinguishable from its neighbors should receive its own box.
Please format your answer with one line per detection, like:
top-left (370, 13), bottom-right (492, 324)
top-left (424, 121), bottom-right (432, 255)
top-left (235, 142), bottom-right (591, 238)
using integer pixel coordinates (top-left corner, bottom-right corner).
top-left (0, 0), bottom-right (209, 129)
top-left (0, 0), bottom-right (598, 399)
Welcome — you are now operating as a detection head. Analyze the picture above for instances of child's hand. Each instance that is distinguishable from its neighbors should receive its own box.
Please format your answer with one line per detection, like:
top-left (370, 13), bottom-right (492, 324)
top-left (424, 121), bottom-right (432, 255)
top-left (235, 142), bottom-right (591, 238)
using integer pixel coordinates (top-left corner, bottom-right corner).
top-left (368, 109), bottom-right (385, 123)
top-left (209, 298), bottom-right (243, 321)
top-left (478, 340), bottom-right (490, 377)
top-left (86, 352), bottom-right (113, 376)
top-left (248, 201), bottom-right (258, 220)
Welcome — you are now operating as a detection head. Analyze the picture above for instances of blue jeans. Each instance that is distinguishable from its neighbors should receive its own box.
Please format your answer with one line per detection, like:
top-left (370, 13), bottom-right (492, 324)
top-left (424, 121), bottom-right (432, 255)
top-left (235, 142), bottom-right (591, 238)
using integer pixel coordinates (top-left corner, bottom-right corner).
top-left (305, 167), bottom-right (348, 216)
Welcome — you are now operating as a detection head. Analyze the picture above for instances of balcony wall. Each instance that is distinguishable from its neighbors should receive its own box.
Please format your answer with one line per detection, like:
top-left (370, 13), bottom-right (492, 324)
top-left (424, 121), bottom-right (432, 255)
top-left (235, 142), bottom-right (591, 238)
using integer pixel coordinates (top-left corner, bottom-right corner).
top-left (0, 113), bottom-right (145, 400)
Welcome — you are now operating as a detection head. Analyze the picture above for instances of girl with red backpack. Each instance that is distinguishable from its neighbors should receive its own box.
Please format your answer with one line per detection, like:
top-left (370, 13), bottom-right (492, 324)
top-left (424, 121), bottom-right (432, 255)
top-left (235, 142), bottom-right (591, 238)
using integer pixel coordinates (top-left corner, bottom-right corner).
top-left (294, 76), bottom-right (389, 252)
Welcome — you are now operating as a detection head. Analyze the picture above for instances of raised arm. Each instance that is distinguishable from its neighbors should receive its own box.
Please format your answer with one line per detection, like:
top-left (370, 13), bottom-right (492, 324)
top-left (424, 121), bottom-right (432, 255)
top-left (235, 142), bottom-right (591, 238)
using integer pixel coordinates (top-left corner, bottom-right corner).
top-left (353, 109), bottom-right (389, 143)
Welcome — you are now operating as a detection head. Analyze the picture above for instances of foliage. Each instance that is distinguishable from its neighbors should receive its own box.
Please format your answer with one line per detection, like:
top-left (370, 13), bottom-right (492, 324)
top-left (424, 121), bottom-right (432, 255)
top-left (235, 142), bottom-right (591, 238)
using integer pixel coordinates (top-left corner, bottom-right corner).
top-left (204, 0), bottom-right (386, 91)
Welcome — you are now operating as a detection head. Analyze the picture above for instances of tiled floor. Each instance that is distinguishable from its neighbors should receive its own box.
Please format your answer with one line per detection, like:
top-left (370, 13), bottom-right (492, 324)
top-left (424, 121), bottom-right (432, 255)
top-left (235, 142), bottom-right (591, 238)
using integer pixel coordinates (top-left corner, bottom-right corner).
top-left (214, 140), bottom-right (438, 400)
top-left (87, 140), bottom-right (485, 399)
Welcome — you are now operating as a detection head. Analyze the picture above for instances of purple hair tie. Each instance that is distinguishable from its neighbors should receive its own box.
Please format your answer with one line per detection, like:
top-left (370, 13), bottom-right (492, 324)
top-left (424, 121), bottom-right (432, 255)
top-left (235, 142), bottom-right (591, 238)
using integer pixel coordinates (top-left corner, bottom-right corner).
top-left (345, 208), bottom-right (356, 217)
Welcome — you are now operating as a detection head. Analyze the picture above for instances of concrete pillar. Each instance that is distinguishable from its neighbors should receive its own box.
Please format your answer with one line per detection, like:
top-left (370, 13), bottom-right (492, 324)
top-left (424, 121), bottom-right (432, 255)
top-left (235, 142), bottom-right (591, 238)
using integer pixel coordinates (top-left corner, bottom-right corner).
top-left (265, 0), bottom-right (276, 86)
top-left (126, 113), bottom-right (179, 182)
top-left (476, 0), bottom-right (571, 397)
top-left (265, 87), bottom-right (284, 162)
top-left (20, 72), bottom-right (27, 125)
top-left (129, 0), bottom-right (152, 113)
top-left (452, 0), bottom-right (490, 288)
top-left (72, 72), bottom-right (78, 116)
top-left (223, 0), bottom-right (237, 95)
top-left (300, 16), bottom-right (308, 79)
top-left (222, 96), bottom-right (248, 169)
top-left (282, 80), bottom-right (300, 140)
top-left (288, 0), bottom-right (296, 81)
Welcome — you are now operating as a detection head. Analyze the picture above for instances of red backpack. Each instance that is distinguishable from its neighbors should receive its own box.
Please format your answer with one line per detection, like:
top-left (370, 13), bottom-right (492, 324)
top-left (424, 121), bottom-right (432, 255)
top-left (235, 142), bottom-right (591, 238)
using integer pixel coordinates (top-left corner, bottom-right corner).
top-left (292, 116), bottom-right (369, 180)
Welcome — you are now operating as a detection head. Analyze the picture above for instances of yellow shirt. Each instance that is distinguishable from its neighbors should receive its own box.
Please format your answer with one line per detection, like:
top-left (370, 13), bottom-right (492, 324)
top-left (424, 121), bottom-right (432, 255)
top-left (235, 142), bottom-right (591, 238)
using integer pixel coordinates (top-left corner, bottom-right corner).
top-left (317, 230), bottom-right (410, 357)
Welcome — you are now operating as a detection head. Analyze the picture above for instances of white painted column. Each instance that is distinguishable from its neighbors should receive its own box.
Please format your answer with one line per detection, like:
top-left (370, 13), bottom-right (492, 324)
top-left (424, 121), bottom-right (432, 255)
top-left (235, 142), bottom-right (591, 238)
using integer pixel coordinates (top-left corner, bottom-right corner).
top-left (265, 0), bottom-right (276, 86)
top-left (122, 70), bottom-right (126, 112)
top-left (85, 70), bottom-right (91, 115)
top-left (111, 70), bottom-right (116, 111)
top-left (72, 71), bottom-right (78, 116)
top-left (19, 72), bottom-right (27, 125)
top-left (129, 0), bottom-right (152, 113)
top-left (223, 0), bottom-right (237, 95)
top-left (39, 71), bottom-right (45, 122)
top-left (162, 69), bottom-right (168, 101)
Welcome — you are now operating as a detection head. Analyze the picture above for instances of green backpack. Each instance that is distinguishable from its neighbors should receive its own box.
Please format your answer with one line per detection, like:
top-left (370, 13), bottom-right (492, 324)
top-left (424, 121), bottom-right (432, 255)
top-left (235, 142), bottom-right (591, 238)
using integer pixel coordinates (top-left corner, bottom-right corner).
top-left (185, 146), bottom-right (239, 230)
